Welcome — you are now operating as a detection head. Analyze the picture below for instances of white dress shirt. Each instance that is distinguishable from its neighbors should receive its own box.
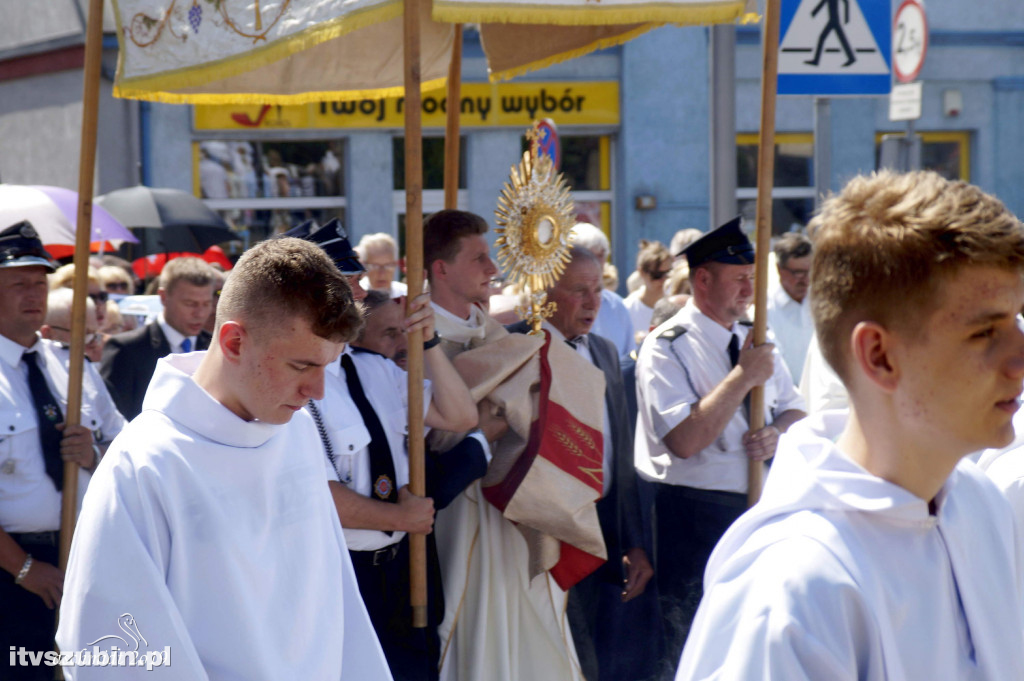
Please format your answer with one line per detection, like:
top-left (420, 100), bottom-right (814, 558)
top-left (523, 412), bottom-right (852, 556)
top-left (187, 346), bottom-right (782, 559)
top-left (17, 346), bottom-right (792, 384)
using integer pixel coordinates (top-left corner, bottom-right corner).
top-left (158, 313), bottom-right (198, 354)
top-left (765, 285), bottom-right (813, 384)
top-left (360, 277), bottom-right (407, 299)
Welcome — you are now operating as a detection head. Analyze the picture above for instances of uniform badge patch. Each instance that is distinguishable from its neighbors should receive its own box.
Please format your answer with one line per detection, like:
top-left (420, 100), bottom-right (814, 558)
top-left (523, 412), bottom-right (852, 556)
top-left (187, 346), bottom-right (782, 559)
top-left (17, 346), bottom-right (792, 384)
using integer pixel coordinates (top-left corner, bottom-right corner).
top-left (374, 475), bottom-right (394, 500)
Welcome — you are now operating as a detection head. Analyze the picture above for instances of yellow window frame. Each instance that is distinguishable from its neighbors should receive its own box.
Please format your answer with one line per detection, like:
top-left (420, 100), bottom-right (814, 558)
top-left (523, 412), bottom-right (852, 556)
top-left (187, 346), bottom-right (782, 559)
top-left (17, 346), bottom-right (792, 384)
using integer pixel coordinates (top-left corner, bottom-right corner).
top-left (874, 130), bottom-right (971, 181)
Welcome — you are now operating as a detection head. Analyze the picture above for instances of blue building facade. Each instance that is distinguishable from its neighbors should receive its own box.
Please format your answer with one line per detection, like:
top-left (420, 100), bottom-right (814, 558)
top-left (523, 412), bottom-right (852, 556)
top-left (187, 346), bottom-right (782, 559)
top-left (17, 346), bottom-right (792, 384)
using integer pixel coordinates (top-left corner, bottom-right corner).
top-left (1, 2), bottom-right (1021, 286)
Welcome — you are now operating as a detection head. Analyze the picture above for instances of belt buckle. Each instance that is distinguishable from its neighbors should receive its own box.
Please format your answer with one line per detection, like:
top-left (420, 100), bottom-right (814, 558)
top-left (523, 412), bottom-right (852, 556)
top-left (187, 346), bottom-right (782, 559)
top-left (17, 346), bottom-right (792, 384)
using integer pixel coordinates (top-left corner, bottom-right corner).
top-left (372, 543), bottom-right (397, 566)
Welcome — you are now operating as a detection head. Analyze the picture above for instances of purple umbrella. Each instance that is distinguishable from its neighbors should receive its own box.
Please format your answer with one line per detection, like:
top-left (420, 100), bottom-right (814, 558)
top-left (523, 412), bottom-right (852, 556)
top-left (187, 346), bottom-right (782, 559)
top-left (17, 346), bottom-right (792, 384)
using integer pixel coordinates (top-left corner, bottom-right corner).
top-left (0, 184), bottom-right (138, 254)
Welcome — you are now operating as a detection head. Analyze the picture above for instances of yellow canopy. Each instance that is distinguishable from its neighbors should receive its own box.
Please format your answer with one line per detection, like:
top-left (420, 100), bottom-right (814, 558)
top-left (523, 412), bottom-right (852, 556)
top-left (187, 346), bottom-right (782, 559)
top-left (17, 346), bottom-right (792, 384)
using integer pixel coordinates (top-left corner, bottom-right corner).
top-left (110, 0), bottom-right (755, 104)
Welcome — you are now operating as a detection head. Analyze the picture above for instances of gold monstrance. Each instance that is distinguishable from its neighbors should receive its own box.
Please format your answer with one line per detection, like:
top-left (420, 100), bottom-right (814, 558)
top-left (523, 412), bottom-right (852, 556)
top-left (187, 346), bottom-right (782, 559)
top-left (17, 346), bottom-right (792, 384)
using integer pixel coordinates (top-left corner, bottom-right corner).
top-left (494, 123), bottom-right (576, 334)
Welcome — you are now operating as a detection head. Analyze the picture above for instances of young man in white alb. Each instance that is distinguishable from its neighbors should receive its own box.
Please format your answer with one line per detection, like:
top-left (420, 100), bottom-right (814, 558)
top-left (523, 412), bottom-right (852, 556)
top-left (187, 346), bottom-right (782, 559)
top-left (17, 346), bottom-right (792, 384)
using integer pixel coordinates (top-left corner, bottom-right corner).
top-left (58, 238), bottom-right (389, 680)
top-left (678, 170), bottom-right (1024, 680)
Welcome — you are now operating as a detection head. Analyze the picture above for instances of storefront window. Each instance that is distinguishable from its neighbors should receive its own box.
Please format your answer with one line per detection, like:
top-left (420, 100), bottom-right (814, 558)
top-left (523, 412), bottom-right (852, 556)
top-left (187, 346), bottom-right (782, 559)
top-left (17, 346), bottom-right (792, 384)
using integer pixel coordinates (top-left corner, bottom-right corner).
top-left (874, 130), bottom-right (970, 181)
top-left (393, 137), bottom-right (467, 190)
top-left (518, 135), bottom-right (606, 192)
top-left (736, 197), bottom-right (816, 235)
top-left (194, 138), bottom-right (346, 246)
top-left (737, 134), bottom-right (814, 188)
top-left (736, 133), bottom-right (815, 235)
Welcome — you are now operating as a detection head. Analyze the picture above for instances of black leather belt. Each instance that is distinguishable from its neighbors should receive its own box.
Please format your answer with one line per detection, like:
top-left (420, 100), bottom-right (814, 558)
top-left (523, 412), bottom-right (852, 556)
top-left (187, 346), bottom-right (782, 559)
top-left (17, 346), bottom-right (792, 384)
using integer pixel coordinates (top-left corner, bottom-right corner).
top-left (8, 530), bottom-right (59, 547)
top-left (659, 484), bottom-right (749, 510)
top-left (351, 542), bottom-right (402, 566)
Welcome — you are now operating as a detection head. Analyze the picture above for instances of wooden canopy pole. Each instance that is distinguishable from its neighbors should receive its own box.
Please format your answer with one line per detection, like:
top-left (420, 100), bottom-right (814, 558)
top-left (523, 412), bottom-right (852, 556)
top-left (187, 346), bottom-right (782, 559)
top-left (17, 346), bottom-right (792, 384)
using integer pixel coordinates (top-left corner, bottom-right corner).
top-left (747, 0), bottom-right (781, 508)
top-left (60, 0), bottom-right (105, 570)
top-left (403, 0), bottom-right (428, 629)
top-left (443, 24), bottom-right (463, 210)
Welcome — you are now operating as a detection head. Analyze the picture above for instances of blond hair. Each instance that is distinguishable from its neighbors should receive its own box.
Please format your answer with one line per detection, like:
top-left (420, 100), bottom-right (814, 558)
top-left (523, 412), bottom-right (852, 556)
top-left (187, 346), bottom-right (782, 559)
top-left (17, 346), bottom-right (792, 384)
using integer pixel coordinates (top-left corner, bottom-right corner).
top-left (664, 261), bottom-right (691, 296)
top-left (809, 170), bottom-right (1024, 381)
top-left (98, 265), bottom-right (133, 291)
top-left (49, 264), bottom-right (99, 290)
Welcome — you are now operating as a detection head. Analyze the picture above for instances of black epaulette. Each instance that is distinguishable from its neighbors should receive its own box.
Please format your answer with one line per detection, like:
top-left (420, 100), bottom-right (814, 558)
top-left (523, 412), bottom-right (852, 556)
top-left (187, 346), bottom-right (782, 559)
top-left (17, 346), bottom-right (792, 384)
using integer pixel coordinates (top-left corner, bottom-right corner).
top-left (349, 346), bottom-right (388, 360)
top-left (738, 320), bottom-right (753, 327)
top-left (659, 325), bottom-right (688, 341)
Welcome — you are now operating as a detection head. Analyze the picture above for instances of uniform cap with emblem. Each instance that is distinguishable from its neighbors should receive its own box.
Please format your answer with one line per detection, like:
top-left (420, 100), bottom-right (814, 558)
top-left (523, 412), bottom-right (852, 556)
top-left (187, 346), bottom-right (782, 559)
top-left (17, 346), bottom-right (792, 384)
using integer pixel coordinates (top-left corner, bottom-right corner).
top-left (0, 221), bottom-right (58, 272)
top-left (283, 218), bottom-right (365, 275)
top-left (681, 216), bottom-right (755, 269)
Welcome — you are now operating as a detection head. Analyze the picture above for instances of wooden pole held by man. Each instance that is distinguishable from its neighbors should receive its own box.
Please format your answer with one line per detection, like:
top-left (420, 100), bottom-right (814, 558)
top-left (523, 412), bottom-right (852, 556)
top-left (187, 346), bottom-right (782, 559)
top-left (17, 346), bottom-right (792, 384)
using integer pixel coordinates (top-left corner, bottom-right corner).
top-left (443, 24), bottom-right (463, 211)
top-left (60, 0), bottom-right (105, 570)
top-left (748, 0), bottom-right (781, 507)
top-left (403, 0), bottom-right (428, 629)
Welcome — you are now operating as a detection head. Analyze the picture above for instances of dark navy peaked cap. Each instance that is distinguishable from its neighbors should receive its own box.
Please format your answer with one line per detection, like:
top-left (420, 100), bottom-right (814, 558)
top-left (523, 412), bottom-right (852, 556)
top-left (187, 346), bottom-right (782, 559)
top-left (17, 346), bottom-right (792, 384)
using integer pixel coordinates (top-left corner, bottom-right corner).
top-left (0, 221), bottom-right (57, 272)
top-left (682, 216), bottom-right (755, 269)
top-left (284, 218), bottom-right (365, 275)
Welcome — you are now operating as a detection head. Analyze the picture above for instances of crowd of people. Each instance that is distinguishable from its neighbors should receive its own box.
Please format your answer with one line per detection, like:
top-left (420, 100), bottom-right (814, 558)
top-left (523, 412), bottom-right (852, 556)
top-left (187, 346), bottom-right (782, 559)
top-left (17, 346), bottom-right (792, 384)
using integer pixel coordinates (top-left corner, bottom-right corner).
top-left (3, 168), bottom-right (1024, 680)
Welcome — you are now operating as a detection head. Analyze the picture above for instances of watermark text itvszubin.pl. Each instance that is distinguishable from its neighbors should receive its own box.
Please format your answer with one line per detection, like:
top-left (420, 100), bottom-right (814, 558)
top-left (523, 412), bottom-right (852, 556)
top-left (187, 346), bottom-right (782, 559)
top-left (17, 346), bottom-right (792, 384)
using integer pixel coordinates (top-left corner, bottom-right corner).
top-left (10, 646), bottom-right (171, 671)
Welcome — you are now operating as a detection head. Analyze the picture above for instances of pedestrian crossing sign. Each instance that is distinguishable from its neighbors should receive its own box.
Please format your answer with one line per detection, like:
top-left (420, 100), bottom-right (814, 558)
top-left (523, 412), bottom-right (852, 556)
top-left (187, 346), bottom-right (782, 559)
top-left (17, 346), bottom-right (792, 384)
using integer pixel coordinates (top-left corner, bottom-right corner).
top-left (778, 0), bottom-right (891, 96)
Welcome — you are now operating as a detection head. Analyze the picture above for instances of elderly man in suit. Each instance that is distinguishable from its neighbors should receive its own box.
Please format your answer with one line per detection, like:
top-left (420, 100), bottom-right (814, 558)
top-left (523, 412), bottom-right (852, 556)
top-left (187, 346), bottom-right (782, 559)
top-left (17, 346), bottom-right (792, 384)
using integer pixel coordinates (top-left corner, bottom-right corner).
top-left (100, 256), bottom-right (215, 420)
top-left (508, 245), bottom-right (656, 681)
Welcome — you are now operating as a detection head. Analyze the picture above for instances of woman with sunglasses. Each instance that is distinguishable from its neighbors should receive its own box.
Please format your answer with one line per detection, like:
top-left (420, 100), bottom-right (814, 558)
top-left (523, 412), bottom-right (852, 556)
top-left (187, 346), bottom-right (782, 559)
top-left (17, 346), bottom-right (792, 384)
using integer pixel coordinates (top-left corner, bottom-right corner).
top-left (624, 240), bottom-right (673, 349)
top-left (49, 263), bottom-right (108, 343)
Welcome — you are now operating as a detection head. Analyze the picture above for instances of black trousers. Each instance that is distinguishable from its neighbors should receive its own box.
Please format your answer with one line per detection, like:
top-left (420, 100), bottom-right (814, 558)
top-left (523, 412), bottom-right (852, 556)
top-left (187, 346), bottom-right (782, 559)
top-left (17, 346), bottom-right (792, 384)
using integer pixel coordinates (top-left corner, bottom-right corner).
top-left (350, 535), bottom-right (444, 681)
top-left (653, 484), bottom-right (747, 680)
top-left (1, 534), bottom-right (59, 681)
top-left (567, 495), bottom-right (664, 681)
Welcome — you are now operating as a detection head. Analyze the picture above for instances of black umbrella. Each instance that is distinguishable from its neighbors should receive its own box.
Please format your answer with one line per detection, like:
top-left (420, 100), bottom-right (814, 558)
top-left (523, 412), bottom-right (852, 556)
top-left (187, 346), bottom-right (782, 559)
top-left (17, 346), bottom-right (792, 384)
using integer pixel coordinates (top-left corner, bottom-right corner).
top-left (96, 185), bottom-right (241, 256)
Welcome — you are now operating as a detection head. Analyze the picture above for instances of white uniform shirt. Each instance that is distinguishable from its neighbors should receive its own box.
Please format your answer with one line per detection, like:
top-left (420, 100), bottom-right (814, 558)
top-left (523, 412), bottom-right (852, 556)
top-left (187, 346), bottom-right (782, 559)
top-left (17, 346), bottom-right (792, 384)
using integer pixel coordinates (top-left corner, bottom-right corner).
top-left (56, 353), bottom-right (389, 680)
top-left (634, 300), bottom-right (804, 493)
top-left (310, 347), bottom-right (432, 551)
top-left (765, 285), bottom-right (813, 384)
top-left (678, 411), bottom-right (1024, 681)
top-left (0, 333), bottom-right (124, 533)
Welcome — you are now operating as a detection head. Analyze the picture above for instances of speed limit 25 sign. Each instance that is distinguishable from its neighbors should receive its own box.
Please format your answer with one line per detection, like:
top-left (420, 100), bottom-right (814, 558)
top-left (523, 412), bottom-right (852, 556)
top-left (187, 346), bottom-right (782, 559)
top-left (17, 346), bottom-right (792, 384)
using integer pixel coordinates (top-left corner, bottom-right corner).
top-left (893, 0), bottom-right (928, 83)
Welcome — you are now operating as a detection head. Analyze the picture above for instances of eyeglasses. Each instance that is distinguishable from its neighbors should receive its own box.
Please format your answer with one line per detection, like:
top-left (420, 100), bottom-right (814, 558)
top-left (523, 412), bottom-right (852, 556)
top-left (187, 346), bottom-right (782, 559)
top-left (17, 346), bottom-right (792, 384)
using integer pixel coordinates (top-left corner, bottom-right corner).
top-left (105, 282), bottom-right (130, 293)
top-left (649, 269), bottom-right (673, 281)
top-left (48, 326), bottom-right (102, 345)
top-left (364, 262), bottom-right (398, 272)
top-left (88, 291), bottom-right (109, 305)
top-left (781, 266), bottom-right (811, 279)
